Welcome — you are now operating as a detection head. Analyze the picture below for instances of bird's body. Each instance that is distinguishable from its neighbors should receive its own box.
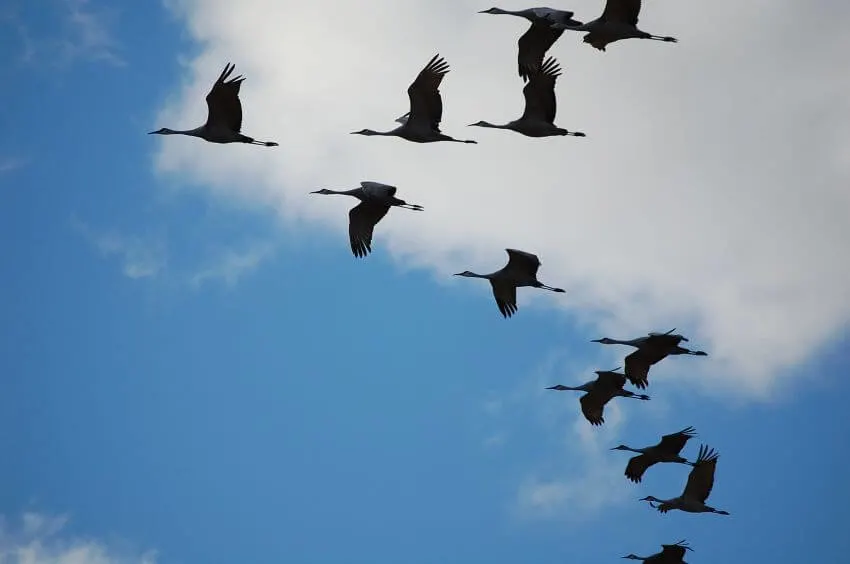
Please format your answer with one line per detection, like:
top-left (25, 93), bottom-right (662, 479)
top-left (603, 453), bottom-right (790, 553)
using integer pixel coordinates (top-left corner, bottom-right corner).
top-left (454, 249), bottom-right (565, 318)
top-left (641, 444), bottom-right (730, 515)
top-left (351, 54), bottom-right (477, 144)
top-left (612, 426), bottom-right (697, 483)
top-left (546, 369), bottom-right (650, 426)
top-left (592, 329), bottom-right (707, 389)
top-left (478, 7), bottom-right (582, 81)
top-left (310, 182), bottom-right (423, 258)
top-left (551, 0), bottom-right (677, 52)
top-left (149, 63), bottom-right (278, 146)
top-left (622, 540), bottom-right (693, 563)
top-left (469, 57), bottom-right (585, 138)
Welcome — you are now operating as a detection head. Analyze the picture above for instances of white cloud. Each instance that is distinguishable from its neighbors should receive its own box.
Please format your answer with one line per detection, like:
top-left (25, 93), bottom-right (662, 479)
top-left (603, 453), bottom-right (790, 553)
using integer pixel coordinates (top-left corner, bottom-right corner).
top-left (0, 512), bottom-right (156, 564)
top-left (60, 0), bottom-right (124, 66)
top-left (151, 0), bottom-right (850, 399)
top-left (189, 240), bottom-right (275, 288)
top-left (71, 217), bottom-right (167, 280)
top-left (0, 156), bottom-right (27, 175)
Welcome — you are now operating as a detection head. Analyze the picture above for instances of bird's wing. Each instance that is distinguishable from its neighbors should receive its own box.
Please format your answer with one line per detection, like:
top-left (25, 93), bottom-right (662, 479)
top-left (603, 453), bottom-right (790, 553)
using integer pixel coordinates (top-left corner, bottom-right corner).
top-left (490, 279), bottom-right (518, 318)
top-left (205, 63), bottom-right (245, 132)
top-left (521, 56), bottom-right (561, 123)
top-left (517, 23), bottom-right (563, 82)
top-left (601, 0), bottom-right (641, 26)
top-left (624, 348), bottom-right (664, 389)
top-left (360, 181), bottom-right (396, 199)
top-left (683, 444), bottom-right (719, 503)
top-left (660, 544), bottom-right (689, 561)
top-left (504, 248), bottom-right (541, 277)
top-left (595, 370), bottom-right (626, 389)
top-left (579, 391), bottom-right (606, 426)
top-left (624, 453), bottom-right (654, 483)
top-left (657, 426), bottom-right (697, 455)
top-left (348, 202), bottom-right (391, 258)
top-left (407, 54), bottom-right (450, 131)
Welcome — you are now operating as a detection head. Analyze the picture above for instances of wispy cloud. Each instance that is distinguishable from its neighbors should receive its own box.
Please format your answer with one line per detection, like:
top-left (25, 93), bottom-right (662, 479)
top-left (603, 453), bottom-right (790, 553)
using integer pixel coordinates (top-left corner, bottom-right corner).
top-left (71, 216), bottom-right (167, 280)
top-left (0, 511), bottom-right (156, 564)
top-left (189, 241), bottom-right (275, 288)
top-left (0, 156), bottom-right (27, 175)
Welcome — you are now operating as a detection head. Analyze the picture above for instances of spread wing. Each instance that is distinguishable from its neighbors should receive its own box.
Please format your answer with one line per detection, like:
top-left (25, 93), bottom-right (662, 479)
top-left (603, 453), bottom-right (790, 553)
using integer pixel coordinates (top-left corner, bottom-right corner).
top-left (660, 542), bottom-right (690, 561)
top-left (490, 279), bottom-right (518, 318)
top-left (624, 347), bottom-right (667, 389)
top-left (504, 248), bottom-right (541, 277)
top-left (601, 0), bottom-right (642, 26)
top-left (348, 202), bottom-right (391, 258)
top-left (683, 444), bottom-right (719, 503)
top-left (521, 56), bottom-right (561, 123)
top-left (517, 23), bottom-right (563, 81)
top-left (657, 426), bottom-right (697, 455)
top-left (624, 453), bottom-right (654, 483)
top-left (595, 369), bottom-right (626, 390)
top-left (206, 63), bottom-right (245, 132)
top-left (407, 54), bottom-right (450, 131)
top-left (579, 391), bottom-right (607, 426)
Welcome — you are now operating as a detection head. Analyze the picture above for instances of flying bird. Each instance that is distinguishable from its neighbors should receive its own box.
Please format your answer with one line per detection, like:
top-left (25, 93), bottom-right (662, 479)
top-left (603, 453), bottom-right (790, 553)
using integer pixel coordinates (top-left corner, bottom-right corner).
top-left (310, 181), bottom-right (423, 258)
top-left (622, 540), bottom-right (693, 563)
top-left (478, 7), bottom-right (583, 81)
top-left (454, 249), bottom-right (564, 318)
top-left (469, 57), bottom-right (585, 138)
top-left (546, 369), bottom-right (650, 426)
top-left (351, 54), bottom-right (477, 144)
top-left (640, 444), bottom-right (730, 515)
top-left (148, 63), bottom-right (278, 146)
top-left (612, 426), bottom-right (697, 483)
top-left (591, 329), bottom-right (707, 389)
top-left (550, 0), bottom-right (677, 52)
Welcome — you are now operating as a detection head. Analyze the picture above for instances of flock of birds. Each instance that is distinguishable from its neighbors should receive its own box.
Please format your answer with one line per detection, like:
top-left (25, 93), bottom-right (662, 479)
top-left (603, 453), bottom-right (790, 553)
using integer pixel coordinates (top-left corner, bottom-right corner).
top-left (149, 1), bottom-right (727, 561)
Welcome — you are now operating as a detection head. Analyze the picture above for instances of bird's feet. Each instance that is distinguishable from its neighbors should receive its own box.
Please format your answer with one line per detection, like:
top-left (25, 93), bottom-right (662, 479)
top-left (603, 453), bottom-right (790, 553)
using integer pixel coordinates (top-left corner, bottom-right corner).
top-left (663, 36), bottom-right (678, 43)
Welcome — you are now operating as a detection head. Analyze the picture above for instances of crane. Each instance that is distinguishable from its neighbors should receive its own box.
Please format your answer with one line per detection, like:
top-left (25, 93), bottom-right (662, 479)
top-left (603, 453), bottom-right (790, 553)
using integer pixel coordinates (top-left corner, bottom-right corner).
top-left (550, 0), bottom-right (677, 52)
top-left (453, 248), bottom-right (564, 318)
top-left (622, 540), bottom-right (693, 563)
top-left (310, 182), bottom-right (423, 258)
top-left (468, 57), bottom-right (585, 138)
top-left (478, 7), bottom-right (582, 81)
top-left (591, 329), bottom-right (707, 389)
top-left (546, 369), bottom-right (650, 426)
top-left (351, 54), bottom-right (477, 144)
top-left (640, 444), bottom-right (730, 515)
top-left (611, 426), bottom-right (697, 483)
top-left (148, 63), bottom-right (278, 146)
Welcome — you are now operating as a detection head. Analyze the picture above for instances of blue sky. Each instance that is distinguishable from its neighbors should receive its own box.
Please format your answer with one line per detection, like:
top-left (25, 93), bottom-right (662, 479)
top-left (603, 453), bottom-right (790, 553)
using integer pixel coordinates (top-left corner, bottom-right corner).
top-left (2, 1), bottom-right (850, 563)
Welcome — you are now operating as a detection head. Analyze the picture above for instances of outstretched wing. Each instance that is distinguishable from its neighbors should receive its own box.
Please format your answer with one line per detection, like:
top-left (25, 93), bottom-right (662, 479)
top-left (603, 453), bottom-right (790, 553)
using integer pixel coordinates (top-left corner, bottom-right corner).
top-left (407, 54), bottom-right (450, 131)
top-left (624, 347), bottom-right (666, 389)
top-left (601, 0), bottom-right (642, 26)
top-left (595, 369), bottom-right (626, 390)
top-left (206, 63), bottom-right (245, 132)
top-left (657, 426), bottom-right (697, 455)
top-left (504, 248), bottom-right (541, 277)
top-left (660, 541), bottom-right (691, 561)
top-left (683, 444), bottom-right (719, 503)
top-left (517, 23), bottom-right (563, 81)
top-left (348, 202), bottom-right (391, 258)
top-left (624, 453), bottom-right (654, 483)
top-left (521, 56), bottom-right (561, 123)
top-left (579, 391), bottom-right (606, 426)
top-left (490, 279), bottom-right (518, 318)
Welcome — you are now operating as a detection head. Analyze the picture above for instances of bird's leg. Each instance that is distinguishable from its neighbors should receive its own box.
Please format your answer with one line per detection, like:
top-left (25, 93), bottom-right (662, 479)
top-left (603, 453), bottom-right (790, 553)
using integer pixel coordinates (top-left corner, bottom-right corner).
top-left (398, 204), bottom-right (424, 211)
top-left (565, 131), bottom-right (586, 137)
top-left (537, 283), bottom-right (566, 293)
top-left (647, 34), bottom-right (677, 42)
top-left (249, 140), bottom-right (279, 146)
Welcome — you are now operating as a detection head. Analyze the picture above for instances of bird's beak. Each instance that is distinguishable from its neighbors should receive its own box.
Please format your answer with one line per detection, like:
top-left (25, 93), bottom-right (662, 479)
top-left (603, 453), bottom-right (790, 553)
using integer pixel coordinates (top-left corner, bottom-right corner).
top-left (590, 338), bottom-right (603, 343)
top-left (147, 130), bottom-right (157, 134)
top-left (308, 190), bottom-right (321, 194)
top-left (452, 272), bottom-right (463, 276)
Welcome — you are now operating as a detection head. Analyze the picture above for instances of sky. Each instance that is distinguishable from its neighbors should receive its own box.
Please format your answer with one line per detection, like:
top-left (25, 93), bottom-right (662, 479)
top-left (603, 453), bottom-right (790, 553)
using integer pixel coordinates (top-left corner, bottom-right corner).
top-left (1, 0), bottom-right (849, 563)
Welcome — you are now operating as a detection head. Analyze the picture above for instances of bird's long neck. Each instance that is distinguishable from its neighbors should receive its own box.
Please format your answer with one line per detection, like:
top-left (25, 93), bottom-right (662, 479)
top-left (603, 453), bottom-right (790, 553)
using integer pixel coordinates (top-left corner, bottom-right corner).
top-left (472, 121), bottom-right (508, 129)
top-left (324, 188), bottom-right (360, 196)
top-left (620, 445), bottom-right (644, 454)
top-left (466, 272), bottom-right (493, 280)
top-left (168, 126), bottom-right (205, 137)
top-left (608, 338), bottom-right (642, 346)
top-left (488, 8), bottom-right (520, 16)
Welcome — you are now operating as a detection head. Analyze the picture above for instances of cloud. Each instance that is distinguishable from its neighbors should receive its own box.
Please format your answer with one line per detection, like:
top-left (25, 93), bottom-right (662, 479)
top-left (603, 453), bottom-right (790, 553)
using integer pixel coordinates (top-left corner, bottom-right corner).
top-left (151, 0), bottom-right (850, 398)
top-left (0, 512), bottom-right (156, 564)
top-left (189, 240), bottom-right (275, 288)
top-left (0, 156), bottom-right (27, 175)
top-left (71, 217), bottom-right (167, 280)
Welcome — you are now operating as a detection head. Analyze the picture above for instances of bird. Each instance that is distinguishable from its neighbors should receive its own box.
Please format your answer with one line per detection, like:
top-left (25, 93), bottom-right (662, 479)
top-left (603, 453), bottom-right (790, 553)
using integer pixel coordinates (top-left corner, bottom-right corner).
top-left (468, 57), bottom-right (585, 138)
top-left (478, 7), bottom-right (583, 81)
top-left (611, 426), bottom-right (697, 483)
top-left (640, 444), bottom-right (730, 515)
top-left (309, 182), bottom-right (423, 258)
top-left (453, 249), bottom-right (564, 318)
top-left (148, 63), bottom-right (278, 146)
top-left (351, 54), bottom-right (477, 144)
top-left (550, 0), bottom-right (677, 52)
top-left (546, 369), bottom-right (650, 426)
top-left (622, 540), bottom-right (693, 563)
top-left (591, 329), bottom-right (707, 389)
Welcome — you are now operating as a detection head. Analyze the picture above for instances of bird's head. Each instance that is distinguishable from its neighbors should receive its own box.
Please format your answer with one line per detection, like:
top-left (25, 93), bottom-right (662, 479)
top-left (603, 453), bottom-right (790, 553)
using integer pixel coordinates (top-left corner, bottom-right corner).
top-left (309, 189), bottom-right (334, 195)
top-left (621, 555), bottom-right (642, 561)
top-left (545, 384), bottom-right (568, 391)
top-left (453, 271), bottom-right (476, 277)
top-left (591, 337), bottom-right (616, 344)
top-left (610, 444), bottom-right (631, 451)
top-left (467, 120), bottom-right (495, 128)
top-left (148, 127), bottom-right (177, 135)
top-left (639, 496), bottom-right (661, 504)
top-left (478, 7), bottom-right (505, 14)
top-left (350, 128), bottom-right (379, 136)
